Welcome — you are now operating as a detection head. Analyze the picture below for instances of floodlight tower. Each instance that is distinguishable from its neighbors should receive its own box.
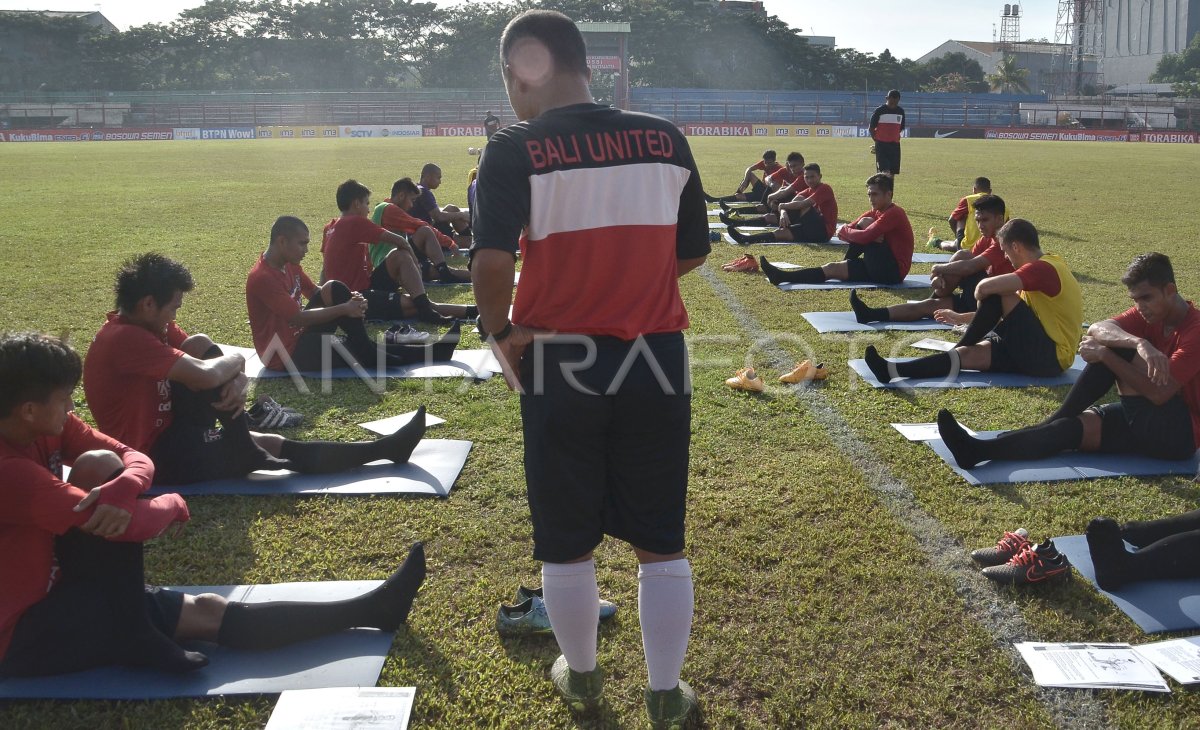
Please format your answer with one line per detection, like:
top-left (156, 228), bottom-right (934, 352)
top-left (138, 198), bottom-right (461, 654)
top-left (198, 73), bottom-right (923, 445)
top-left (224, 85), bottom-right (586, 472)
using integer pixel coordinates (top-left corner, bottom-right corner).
top-left (1053, 0), bottom-right (1104, 94)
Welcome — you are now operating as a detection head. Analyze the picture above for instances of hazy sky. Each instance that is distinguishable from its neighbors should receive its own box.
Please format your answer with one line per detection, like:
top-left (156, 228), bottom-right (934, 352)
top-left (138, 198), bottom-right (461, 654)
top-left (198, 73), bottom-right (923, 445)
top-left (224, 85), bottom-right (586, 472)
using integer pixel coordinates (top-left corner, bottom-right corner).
top-left (0, 0), bottom-right (1061, 61)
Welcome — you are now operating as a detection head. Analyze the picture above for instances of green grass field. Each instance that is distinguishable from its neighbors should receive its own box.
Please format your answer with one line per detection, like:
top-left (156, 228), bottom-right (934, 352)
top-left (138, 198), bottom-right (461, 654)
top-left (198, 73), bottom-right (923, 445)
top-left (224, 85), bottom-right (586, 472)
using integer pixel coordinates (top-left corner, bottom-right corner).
top-left (1, 136), bottom-right (1199, 729)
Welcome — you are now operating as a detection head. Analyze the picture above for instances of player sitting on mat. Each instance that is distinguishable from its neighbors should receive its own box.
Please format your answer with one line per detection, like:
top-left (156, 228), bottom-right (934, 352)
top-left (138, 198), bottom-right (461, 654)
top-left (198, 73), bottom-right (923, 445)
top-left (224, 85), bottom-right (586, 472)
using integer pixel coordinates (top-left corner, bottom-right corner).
top-left (720, 151), bottom-right (805, 215)
top-left (703, 149), bottom-right (782, 203)
top-left (0, 332), bottom-right (426, 677)
top-left (414, 163), bottom-right (472, 240)
top-left (322, 179), bottom-right (473, 325)
top-left (724, 163), bottom-right (837, 245)
top-left (84, 253), bottom-right (430, 487)
top-left (937, 252), bottom-right (1198, 470)
top-left (759, 173), bottom-right (913, 287)
top-left (865, 218), bottom-right (1080, 384)
top-left (371, 177), bottom-right (471, 283)
top-left (248, 215), bottom-right (462, 372)
top-left (945, 177), bottom-right (1009, 253)
top-left (850, 194), bottom-right (1012, 325)
top-left (1086, 507), bottom-right (1200, 591)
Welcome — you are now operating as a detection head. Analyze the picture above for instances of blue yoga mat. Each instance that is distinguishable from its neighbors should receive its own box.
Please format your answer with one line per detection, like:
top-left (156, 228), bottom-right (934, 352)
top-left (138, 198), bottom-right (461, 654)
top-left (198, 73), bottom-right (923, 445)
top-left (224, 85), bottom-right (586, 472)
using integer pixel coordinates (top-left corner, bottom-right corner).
top-left (802, 311), bottom-right (951, 333)
top-left (146, 439), bottom-right (471, 497)
top-left (0, 581), bottom-right (394, 699)
top-left (778, 274), bottom-right (932, 291)
top-left (1054, 534), bottom-right (1200, 633)
top-left (849, 355), bottom-right (1086, 389)
top-left (920, 429), bottom-right (1200, 485)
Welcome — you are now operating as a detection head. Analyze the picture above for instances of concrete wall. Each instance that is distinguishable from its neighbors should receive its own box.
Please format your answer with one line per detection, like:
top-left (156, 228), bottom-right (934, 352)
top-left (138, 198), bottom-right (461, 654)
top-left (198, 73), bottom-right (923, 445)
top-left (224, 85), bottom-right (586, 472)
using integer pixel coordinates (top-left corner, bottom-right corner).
top-left (1099, 0), bottom-right (1200, 85)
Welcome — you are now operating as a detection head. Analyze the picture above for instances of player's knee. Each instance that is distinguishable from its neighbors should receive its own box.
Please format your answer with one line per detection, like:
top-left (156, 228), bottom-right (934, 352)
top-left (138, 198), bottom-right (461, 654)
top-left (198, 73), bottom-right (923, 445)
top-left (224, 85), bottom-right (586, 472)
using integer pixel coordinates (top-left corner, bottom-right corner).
top-left (323, 280), bottom-right (352, 305)
top-left (71, 450), bottom-right (124, 488)
top-left (181, 334), bottom-right (219, 359)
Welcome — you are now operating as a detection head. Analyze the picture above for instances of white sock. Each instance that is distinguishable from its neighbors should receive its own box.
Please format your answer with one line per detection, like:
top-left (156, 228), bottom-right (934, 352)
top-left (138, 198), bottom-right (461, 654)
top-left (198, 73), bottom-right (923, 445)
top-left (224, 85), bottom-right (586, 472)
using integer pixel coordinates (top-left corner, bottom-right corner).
top-left (542, 560), bottom-right (600, 672)
top-left (639, 558), bottom-right (694, 691)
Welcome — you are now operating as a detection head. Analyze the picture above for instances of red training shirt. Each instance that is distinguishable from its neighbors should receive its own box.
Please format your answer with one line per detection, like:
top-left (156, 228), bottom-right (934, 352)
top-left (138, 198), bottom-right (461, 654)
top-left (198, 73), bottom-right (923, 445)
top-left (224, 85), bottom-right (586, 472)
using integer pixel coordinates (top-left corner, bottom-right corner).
top-left (321, 215), bottom-right (387, 292)
top-left (800, 183), bottom-right (839, 239)
top-left (83, 314), bottom-right (188, 454)
top-left (838, 205), bottom-right (915, 278)
top-left (1112, 302), bottom-right (1200, 448)
top-left (246, 255), bottom-right (317, 370)
top-left (0, 415), bottom-right (188, 659)
top-left (969, 234), bottom-right (1015, 276)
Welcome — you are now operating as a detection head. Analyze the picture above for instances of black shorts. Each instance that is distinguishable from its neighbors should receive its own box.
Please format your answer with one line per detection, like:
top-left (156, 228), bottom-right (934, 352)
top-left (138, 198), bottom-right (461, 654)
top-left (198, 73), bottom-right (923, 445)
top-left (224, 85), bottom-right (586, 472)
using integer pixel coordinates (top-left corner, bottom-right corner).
top-left (875, 141), bottom-right (901, 175)
top-left (151, 416), bottom-right (261, 484)
top-left (844, 243), bottom-right (902, 284)
top-left (984, 301), bottom-right (1063, 376)
top-left (519, 332), bottom-right (691, 563)
top-left (1094, 396), bottom-right (1197, 460)
top-left (748, 179), bottom-right (767, 201)
top-left (950, 271), bottom-right (987, 313)
top-left (787, 209), bottom-right (829, 243)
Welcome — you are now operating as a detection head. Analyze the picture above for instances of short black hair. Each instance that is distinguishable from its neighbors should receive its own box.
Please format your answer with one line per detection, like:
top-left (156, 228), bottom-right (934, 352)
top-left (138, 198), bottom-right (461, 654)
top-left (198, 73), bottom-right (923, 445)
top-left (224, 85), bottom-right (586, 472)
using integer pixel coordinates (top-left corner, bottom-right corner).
top-left (972, 194), bottom-right (1005, 217)
top-left (270, 216), bottom-right (307, 246)
top-left (115, 253), bottom-right (194, 312)
top-left (866, 173), bottom-right (893, 193)
top-left (997, 219), bottom-right (1039, 250)
top-left (390, 177), bottom-right (419, 198)
top-left (803, 163), bottom-right (821, 175)
top-left (419, 163), bottom-right (440, 180)
top-left (762, 150), bottom-right (777, 162)
top-left (974, 176), bottom-right (992, 192)
top-left (1122, 252), bottom-right (1175, 288)
top-left (0, 332), bottom-right (82, 416)
top-left (501, 9), bottom-right (589, 78)
top-left (887, 89), bottom-right (901, 99)
top-left (336, 179), bottom-right (370, 213)
top-left (785, 151), bottom-right (804, 164)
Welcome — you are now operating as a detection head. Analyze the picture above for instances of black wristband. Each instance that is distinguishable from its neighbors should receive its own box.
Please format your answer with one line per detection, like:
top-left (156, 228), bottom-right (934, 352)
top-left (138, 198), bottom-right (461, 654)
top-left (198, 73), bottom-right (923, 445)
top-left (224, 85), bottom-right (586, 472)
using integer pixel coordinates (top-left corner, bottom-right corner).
top-left (491, 321), bottom-right (514, 342)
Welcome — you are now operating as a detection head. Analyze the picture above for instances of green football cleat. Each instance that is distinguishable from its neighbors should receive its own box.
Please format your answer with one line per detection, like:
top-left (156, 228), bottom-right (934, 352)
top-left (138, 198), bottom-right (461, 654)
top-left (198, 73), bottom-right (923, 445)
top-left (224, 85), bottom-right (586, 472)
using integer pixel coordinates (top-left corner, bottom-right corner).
top-left (646, 679), bottom-right (699, 729)
top-left (550, 654), bottom-right (604, 714)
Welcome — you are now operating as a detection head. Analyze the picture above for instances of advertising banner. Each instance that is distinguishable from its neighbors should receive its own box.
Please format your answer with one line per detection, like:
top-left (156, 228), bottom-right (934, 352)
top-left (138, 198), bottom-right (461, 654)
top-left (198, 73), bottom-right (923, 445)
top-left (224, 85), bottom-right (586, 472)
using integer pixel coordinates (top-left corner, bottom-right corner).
top-left (749, 124), bottom-right (834, 138)
top-left (858, 128), bottom-right (910, 138)
top-left (173, 127), bottom-right (201, 141)
top-left (984, 128), bottom-right (1128, 141)
top-left (0, 128), bottom-right (173, 142)
top-left (681, 123), bottom-right (752, 136)
top-left (340, 125), bottom-right (423, 138)
top-left (1130, 131), bottom-right (1199, 143)
top-left (586, 56), bottom-right (622, 71)
top-left (907, 127), bottom-right (987, 139)
top-left (435, 124), bottom-right (487, 136)
top-left (199, 126), bottom-right (256, 140)
top-left (832, 125), bottom-right (860, 138)
top-left (255, 125), bottom-right (340, 139)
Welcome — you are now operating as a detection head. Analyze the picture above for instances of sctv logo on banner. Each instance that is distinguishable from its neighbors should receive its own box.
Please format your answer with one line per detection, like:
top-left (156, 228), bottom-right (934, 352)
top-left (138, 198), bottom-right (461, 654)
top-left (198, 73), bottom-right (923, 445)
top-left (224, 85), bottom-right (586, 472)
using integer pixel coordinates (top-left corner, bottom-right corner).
top-left (341, 125), bottom-right (423, 138)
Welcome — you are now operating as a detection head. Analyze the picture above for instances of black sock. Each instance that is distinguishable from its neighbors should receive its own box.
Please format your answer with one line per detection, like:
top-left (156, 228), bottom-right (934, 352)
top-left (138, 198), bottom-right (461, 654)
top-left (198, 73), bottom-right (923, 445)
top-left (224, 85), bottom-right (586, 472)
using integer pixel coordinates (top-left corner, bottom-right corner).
top-left (760, 256), bottom-right (823, 285)
top-left (850, 289), bottom-right (889, 323)
top-left (412, 294), bottom-right (453, 325)
top-left (1086, 517), bottom-right (1132, 591)
top-left (703, 191), bottom-right (717, 203)
top-left (863, 345), bottom-right (950, 383)
top-left (464, 305), bottom-right (479, 319)
top-left (939, 409), bottom-right (1083, 469)
top-left (217, 542), bottom-right (426, 649)
top-left (1040, 350), bottom-right (1132, 423)
top-left (278, 406), bottom-right (426, 474)
top-left (736, 215), bottom-right (770, 227)
top-left (122, 627), bottom-right (210, 673)
top-left (956, 294), bottom-right (1002, 347)
top-left (1122, 508), bottom-right (1200, 548)
top-left (221, 412), bottom-right (296, 472)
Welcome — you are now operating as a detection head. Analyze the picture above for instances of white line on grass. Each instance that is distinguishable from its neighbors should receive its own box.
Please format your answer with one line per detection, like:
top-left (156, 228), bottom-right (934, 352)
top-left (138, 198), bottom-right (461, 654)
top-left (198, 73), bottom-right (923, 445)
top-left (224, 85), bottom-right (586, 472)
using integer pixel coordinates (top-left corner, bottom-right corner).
top-left (699, 267), bottom-right (1107, 729)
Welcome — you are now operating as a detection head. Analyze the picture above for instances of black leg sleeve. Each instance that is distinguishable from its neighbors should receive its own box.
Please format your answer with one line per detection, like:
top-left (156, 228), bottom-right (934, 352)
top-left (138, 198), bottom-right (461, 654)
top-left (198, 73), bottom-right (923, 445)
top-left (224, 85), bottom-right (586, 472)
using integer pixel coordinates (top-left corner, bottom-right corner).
top-left (955, 293), bottom-right (1003, 347)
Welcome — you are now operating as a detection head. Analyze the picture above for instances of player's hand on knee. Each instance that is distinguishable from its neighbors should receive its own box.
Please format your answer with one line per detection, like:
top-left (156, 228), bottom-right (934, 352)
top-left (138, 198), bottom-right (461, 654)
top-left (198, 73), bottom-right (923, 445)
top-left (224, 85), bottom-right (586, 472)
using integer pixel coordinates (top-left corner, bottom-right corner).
top-left (75, 490), bottom-right (133, 539)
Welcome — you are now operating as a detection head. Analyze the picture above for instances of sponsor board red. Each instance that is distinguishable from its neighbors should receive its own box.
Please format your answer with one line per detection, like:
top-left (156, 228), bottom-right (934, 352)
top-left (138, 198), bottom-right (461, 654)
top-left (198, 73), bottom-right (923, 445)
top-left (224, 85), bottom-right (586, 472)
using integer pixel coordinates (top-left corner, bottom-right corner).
top-left (682, 123), bottom-right (752, 137)
top-left (1, 127), bottom-right (174, 142)
top-left (984, 128), bottom-right (1128, 142)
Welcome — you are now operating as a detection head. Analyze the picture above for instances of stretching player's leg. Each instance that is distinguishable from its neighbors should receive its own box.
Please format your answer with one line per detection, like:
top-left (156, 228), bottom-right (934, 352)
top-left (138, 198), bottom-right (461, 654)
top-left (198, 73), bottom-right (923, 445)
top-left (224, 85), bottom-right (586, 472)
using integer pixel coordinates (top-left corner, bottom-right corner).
top-left (372, 247), bottom-right (454, 324)
top-left (1120, 509), bottom-right (1200, 549)
top-left (174, 542), bottom-right (427, 648)
top-left (1039, 348), bottom-right (1135, 423)
top-left (936, 407), bottom-right (1092, 469)
top-left (850, 290), bottom-right (954, 324)
top-left (1087, 517), bottom-right (1200, 591)
top-left (410, 226), bottom-right (470, 282)
top-left (250, 406), bottom-right (427, 474)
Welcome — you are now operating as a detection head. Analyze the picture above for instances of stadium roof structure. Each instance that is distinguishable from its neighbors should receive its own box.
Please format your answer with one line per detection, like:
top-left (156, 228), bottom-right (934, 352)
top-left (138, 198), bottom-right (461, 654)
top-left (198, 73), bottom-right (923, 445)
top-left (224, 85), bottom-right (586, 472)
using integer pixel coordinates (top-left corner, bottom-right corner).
top-left (0, 9), bottom-right (117, 34)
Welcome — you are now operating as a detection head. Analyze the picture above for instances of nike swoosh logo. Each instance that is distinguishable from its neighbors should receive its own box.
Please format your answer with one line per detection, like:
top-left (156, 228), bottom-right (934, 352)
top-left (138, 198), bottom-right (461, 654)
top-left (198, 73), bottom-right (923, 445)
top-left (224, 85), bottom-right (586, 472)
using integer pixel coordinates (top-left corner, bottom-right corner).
top-left (934, 130), bottom-right (958, 138)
